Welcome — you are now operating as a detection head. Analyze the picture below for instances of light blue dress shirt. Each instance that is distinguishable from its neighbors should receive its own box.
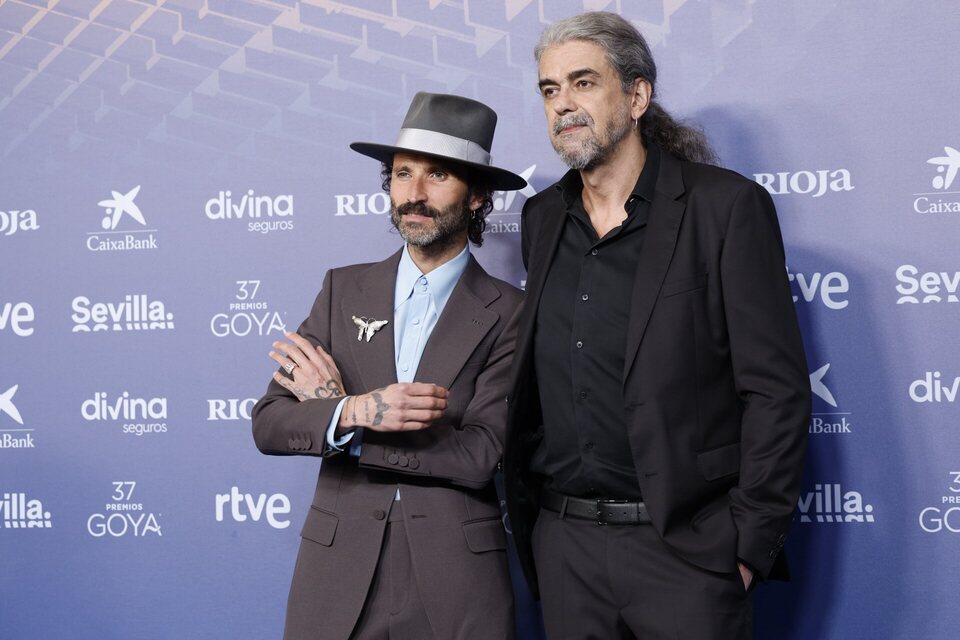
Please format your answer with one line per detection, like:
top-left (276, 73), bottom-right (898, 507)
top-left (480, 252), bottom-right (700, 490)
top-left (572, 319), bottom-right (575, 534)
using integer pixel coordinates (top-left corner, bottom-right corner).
top-left (324, 244), bottom-right (470, 453)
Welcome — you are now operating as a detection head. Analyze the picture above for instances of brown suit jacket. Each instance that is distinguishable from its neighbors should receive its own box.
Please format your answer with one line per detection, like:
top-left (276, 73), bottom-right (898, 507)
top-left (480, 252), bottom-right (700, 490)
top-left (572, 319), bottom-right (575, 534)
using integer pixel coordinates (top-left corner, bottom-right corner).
top-left (253, 249), bottom-right (522, 639)
top-left (504, 150), bottom-right (811, 599)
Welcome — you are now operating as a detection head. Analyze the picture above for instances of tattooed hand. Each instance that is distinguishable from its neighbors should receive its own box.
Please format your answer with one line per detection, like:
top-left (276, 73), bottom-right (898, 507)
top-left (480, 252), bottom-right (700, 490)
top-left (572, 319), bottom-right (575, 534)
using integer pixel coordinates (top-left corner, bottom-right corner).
top-left (269, 332), bottom-right (346, 402)
top-left (338, 383), bottom-right (448, 432)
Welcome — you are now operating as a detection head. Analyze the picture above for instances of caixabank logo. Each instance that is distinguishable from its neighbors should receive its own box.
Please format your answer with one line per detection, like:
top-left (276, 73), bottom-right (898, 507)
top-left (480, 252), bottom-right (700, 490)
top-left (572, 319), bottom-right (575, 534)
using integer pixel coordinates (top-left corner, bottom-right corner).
top-left (81, 391), bottom-right (169, 436)
top-left (0, 492), bottom-right (52, 529)
top-left (210, 280), bottom-right (286, 338)
top-left (913, 147), bottom-right (960, 215)
top-left (87, 185), bottom-right (159, 252)
top-left (918, 472), bottom-right (960, 533)
top-left (71, 293), bottom-right (174, 332)
top-left (797, 483), bottom-right (875, 524)
top-left (205, 190), bottom-right (294, 234)
top-left (0, 207), bottom-right (38, 237)
top-left (87, 481), bottom-right (162, 539)
top-left (1, 384), bottom-right (35, 449)
top-left (808, 364), bottom-right (852, 435)
top-left (334, 165), bottom-right (538, 235)
top-left (895, 265), bottom-right (959, 304)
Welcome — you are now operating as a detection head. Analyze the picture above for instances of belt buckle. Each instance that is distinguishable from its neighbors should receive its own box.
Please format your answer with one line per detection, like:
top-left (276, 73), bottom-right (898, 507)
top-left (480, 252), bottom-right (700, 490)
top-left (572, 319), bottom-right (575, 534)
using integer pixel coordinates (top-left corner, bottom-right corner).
top-left (595, 499), bottom-right (624, 526)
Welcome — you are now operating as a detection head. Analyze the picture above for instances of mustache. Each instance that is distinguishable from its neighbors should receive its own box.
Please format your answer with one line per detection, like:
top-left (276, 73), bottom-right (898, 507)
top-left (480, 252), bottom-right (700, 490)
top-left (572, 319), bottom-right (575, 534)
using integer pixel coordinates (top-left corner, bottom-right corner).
top-left (553, 114), bottom-right (593, 135)
top-left (394, 202), bottom-right (439, 218)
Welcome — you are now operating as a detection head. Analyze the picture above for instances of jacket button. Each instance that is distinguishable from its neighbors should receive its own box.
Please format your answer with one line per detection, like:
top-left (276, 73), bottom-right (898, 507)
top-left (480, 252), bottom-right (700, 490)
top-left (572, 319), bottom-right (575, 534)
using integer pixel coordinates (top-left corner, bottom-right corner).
top-left (408, 458), bottom-right (420, 470)
top-left (373, 509), bottom-right (386, 520)
top-left (387, 453), bottom-right (399, 465)
top-left (769, 549), bottom-right (778, 559)
top-left (398, 456), bottom-right (409, 467)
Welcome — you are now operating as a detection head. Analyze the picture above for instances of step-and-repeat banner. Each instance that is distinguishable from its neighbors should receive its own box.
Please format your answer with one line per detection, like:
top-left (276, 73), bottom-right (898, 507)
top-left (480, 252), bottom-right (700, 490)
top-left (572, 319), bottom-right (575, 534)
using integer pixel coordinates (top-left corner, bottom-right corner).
top-left (2, 1), bottom-right (958, 638)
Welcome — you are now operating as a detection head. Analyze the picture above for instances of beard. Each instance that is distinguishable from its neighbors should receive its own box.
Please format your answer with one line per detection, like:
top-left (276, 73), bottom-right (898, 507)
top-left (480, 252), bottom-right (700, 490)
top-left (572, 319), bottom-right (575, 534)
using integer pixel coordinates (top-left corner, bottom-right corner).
top-left (390, 196), bottom-right (471, 252)
top-left (551, 102), bottom-right (633, 171)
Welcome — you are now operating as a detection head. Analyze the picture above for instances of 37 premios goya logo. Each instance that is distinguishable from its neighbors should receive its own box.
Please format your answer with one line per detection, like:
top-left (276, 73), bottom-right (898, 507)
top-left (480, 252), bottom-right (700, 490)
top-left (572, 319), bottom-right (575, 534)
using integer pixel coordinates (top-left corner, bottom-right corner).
top-left (918, 472), bottom-right (960, 533)
top-left (87, 481), bottom-right (162, 538)
top-left (87, 185), bottom-right (159, 252)
top-left (210, 280), bottom-right (286, 338)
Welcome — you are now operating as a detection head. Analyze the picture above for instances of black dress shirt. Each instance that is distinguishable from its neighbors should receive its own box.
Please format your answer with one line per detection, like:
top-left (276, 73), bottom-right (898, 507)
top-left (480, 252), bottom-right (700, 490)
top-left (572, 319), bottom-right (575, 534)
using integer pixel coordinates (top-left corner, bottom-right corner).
top-left (530, 145), bottom-right (661, 499)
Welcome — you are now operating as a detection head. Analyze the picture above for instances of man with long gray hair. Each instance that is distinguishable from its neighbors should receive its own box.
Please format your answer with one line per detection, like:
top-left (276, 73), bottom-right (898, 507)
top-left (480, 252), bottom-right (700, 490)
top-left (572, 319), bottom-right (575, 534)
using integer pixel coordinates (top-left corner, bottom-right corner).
top-left (504, 11), bottom-right (810, 639)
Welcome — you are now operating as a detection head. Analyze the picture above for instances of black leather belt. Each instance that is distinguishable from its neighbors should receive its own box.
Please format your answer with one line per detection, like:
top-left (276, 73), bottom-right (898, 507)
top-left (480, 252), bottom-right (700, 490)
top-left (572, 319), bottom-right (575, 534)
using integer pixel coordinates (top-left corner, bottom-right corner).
top-left (540, 488), bottom-right (651, 525)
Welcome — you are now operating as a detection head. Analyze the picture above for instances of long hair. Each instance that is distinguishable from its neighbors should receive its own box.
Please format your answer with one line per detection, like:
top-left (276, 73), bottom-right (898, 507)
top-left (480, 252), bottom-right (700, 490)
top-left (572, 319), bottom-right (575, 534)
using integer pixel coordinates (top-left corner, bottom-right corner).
top-left (380, 163), bottom-right (494, 246)
top-left (535, 11), bottom-right (718, 165)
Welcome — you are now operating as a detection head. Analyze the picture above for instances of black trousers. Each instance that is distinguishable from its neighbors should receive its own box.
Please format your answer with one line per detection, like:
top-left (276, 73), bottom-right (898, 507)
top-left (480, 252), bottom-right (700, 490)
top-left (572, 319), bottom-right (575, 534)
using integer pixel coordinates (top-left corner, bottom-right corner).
top-left (532, 508), bottom-right (752, 640)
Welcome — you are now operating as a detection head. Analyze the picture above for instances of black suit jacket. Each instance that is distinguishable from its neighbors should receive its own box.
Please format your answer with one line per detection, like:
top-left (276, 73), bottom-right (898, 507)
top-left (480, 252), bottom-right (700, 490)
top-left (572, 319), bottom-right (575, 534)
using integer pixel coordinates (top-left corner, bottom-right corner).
top-left (504, 150), bottom-right (811, 598)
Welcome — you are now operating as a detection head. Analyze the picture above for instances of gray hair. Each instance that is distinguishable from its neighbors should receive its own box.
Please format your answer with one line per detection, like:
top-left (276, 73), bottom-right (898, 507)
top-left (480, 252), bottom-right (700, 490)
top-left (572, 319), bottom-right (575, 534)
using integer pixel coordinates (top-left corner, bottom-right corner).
top-left (535, 12), bottom-right (717, 165)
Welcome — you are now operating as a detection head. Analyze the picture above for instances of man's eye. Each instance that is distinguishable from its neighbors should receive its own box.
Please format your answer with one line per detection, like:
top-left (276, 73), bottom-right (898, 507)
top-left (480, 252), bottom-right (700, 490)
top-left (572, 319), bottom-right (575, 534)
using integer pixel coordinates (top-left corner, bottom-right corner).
top-left (540, 87), bottom-right (557, 98)
top-left (394, 171), bottom-right (410, 179)
top-left (430, 172), bottom-right (447, 180)
top-left (576, 80), bottom-right (592, 89)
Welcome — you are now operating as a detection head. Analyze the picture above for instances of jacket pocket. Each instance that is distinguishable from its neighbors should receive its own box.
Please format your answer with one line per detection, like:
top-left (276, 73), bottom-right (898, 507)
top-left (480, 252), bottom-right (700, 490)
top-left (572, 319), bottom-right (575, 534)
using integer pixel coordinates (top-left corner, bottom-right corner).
top-left (697, 442), bottom-right (741, 481)
top-left (661, 274), bottom-right (708, 298)
top-left (462, 517), bottom-right (507, 553)
top-left (301, 506), bottom-right (338, 546)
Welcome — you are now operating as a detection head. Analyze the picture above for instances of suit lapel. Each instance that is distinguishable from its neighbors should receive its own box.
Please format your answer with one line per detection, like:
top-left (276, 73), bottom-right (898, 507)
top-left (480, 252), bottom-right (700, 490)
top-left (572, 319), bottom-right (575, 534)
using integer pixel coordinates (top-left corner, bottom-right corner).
top-left (514, 192), bottom-right (566, 364)
top-left (342, 250), bottom-right (401, 391)
top-left (623, 153), bottom-right (687, 381)
top-left (414, 255), bottom-right (500, 388)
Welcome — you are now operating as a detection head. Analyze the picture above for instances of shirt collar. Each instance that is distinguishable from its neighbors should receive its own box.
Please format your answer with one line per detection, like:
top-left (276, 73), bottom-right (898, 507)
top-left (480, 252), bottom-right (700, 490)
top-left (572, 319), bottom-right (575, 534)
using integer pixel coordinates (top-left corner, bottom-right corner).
top-left (556, 143), bottom-right (661, 208)
top-left (394, 243), bottom-right (470, 311)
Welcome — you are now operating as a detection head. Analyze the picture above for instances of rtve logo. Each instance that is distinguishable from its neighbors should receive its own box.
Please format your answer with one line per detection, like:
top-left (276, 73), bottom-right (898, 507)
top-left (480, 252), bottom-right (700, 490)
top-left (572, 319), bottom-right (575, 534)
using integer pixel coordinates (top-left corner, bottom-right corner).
top-left (0, 301), bottom-right (34, 336)
top-left (754, 169), bottom-right (853, 198)
top-left (215, 486), bottom-right (291, 529)
top-left (895, 265), bottom-right (960, 304)
top-left (0, 208), bottom-right (38, 237)
top-left (787, 266), bottom-right (849, 310)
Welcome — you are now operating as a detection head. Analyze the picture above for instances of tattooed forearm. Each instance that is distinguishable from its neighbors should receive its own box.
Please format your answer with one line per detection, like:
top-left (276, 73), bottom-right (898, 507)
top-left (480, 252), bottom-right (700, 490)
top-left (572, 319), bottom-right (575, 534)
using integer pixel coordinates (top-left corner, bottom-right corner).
top-left (312, 380), bottom-right (344, 399)
top-left (370, 392), bottom-right (389, 427)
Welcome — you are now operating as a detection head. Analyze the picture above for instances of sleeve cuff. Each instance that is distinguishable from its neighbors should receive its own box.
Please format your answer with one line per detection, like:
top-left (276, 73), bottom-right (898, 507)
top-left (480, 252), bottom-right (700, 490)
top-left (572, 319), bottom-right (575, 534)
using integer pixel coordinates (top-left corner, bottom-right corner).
top-left (325, 397), bottom-right (355, 451)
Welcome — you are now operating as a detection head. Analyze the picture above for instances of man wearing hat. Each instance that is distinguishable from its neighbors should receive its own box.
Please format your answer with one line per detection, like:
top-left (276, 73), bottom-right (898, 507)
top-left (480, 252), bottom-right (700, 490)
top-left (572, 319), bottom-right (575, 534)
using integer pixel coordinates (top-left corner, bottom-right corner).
top-left (252, 92), bottom-right (525, 640)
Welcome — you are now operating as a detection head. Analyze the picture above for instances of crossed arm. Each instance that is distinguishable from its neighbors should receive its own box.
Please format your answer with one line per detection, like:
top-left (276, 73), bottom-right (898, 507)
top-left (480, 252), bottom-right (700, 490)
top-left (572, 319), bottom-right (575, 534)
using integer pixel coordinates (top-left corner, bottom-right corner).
top-left (269, 331), bottom-right (448, 435)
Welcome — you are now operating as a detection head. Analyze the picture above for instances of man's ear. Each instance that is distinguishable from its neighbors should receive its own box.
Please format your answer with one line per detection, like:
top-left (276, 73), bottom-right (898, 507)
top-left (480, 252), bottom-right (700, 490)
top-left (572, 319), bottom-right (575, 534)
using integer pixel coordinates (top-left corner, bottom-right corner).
top-left (631, 78), bottom-right (652, 120)
top-left (468, 190), bottom-right (485, 212)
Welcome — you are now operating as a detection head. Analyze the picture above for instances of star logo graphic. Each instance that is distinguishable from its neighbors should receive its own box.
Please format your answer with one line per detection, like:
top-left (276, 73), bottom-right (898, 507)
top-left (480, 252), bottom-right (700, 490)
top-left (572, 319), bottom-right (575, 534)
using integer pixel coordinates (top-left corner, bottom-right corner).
top-left (809, 364), bottom-right (837, 408)
top-left (98, 185), bottom-right (146, 230)
top-left (0, 384), bottom-right (24, 425)
top-left (927, 147), bottom-right (960, 190)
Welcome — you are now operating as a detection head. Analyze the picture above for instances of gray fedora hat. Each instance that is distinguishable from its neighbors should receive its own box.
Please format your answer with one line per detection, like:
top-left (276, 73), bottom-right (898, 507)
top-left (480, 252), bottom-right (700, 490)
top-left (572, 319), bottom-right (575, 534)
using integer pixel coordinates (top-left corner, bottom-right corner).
top-left (350, 92), bottom-right (527, 191)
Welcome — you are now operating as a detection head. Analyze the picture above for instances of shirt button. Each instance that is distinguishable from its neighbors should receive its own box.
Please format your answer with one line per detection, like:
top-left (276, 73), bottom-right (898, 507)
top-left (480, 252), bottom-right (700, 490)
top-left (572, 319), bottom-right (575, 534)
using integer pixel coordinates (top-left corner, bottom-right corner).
top-left (412, 318), bottom-right (420, 325)
top-left (591, 249), bottom-right (599, 256)
top-left (583, 442), bottom-right (594, 452)
top-left (581, 294), bottom-right (589, 301)
top-left (576, 341), bottom-right (583, 349)
top-left (401, 364), bottom-right (409, 372)
top-left (579, 391), bottom-right (587, 399)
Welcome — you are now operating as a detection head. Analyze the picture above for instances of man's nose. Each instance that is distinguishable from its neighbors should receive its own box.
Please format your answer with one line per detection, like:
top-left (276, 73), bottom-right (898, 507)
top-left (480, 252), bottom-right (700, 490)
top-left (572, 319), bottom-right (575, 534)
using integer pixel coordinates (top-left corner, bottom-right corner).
top-left (406, 175), bottom-right (428, 203)
top-left (552, 85), bottom-right (577, 115)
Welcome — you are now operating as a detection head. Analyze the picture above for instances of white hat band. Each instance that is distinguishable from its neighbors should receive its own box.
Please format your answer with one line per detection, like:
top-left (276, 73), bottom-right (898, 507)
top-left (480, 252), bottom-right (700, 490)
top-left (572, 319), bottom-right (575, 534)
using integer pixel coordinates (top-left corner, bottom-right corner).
top-left (393, 128), bottom-right (492, 166)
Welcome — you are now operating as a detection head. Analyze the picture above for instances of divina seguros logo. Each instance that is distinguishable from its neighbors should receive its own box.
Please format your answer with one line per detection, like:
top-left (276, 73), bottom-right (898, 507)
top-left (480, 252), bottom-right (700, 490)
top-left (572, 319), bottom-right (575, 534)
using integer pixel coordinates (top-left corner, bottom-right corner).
top-left (87, 185), bottom-right (159, 252)
top-left (205, 190), bottom-right (294, 234)
top-left (81, 391), bottom-right (168, 436)
top-left (334, 166), bottom-right (538, 235)
top-left (913, 146), bottom-right (960, 215)
top-left (0, 208), bottom-right (38, 237)
top-left (72, 294), bottom-right (174, 332)
top-left (909, 371), bottom-right (959, 404)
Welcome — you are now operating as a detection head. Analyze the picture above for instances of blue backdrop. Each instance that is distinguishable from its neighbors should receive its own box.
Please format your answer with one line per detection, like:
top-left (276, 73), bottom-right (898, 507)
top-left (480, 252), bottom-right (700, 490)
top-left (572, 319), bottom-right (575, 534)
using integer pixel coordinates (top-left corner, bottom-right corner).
top-left (2, 1), bottom-right (958, 638)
